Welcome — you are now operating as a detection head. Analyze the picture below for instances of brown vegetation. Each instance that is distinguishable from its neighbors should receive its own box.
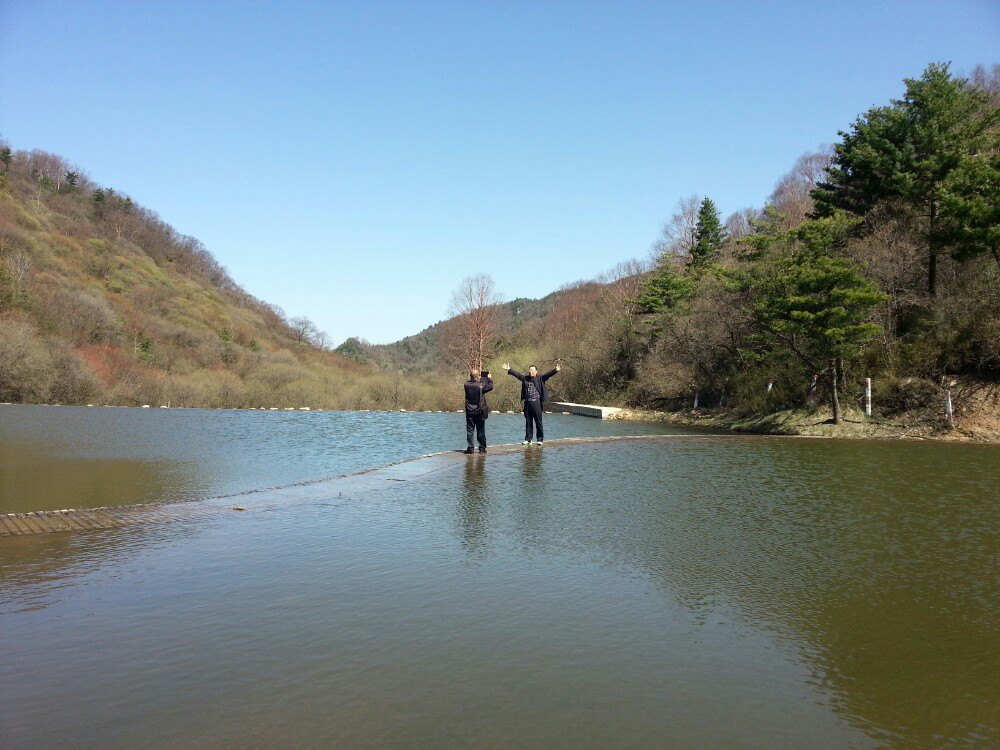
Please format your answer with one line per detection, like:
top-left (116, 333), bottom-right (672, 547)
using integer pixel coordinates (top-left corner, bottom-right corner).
top-left (0, 144), bottom-right (454, 410)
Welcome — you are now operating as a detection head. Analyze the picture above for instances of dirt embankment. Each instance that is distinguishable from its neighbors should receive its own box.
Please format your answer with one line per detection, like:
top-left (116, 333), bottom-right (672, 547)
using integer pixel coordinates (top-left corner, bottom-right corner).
top-left (610, 385), bottom-right (1000, 443)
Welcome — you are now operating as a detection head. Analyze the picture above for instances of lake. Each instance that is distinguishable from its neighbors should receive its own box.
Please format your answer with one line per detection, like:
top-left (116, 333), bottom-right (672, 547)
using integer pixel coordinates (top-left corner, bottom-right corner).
top-left (1, 406), bottom-right (997, 748)
top-left (0, 404), bottom-right (685, 514)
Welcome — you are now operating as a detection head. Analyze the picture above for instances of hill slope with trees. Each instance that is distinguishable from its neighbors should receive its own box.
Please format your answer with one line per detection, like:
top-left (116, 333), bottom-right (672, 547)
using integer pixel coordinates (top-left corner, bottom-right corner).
top-left (0, 146), bottom-right (451, 409)
top-left (344, 63), bottom-right (1000, 434)
top-left (2, 63), bottom-right (996, 434)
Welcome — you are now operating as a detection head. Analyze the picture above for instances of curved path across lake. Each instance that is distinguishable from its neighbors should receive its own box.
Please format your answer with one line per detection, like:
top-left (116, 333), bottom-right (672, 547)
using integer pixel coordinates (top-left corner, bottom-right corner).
top-left (0, 433), bottom-right (780, 536)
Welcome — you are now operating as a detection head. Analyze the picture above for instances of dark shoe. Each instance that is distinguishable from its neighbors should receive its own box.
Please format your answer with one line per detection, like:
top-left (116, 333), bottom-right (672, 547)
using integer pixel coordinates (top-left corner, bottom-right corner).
top-left (464, 448), bottom-right (474, 454)
top-left (478, 447), bottom-right (487, 453)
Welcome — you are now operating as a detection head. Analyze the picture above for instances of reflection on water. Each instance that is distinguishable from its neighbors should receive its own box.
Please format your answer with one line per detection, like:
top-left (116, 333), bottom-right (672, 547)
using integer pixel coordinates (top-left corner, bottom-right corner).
top-left (459, 455), bottom-right (490, 555)
top-left (1, 435), bottom-right (997, 749)
top-left (0, 405), bottom-right (687, 512)
top-left (0, 441), bottom-right (197, 514)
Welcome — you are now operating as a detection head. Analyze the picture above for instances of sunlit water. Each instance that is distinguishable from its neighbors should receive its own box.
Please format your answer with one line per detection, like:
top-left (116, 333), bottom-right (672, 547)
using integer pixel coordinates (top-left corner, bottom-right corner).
top-left (1, 409), bottom-right (998, 748)
top-left (0, 404), bottom-right (685, 513)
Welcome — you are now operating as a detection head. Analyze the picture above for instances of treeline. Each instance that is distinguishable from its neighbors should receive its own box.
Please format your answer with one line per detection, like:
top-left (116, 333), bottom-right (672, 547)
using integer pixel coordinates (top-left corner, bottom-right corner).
top-left (449, 63), bottom-right (999, 423)
top-left (0, 144), bottom-right (453, 410)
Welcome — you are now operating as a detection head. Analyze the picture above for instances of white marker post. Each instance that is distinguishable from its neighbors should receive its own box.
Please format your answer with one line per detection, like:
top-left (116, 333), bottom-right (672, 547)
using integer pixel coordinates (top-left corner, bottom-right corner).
top-left (865, 378), bottom-right (872, 417)
top-left (945, 390), bottom-right (955, 429)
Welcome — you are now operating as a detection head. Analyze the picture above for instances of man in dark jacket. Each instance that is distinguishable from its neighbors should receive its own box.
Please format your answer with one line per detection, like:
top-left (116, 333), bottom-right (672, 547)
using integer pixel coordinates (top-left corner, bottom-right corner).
top-left (502, 361), bottom-right (560, 445)
top-left (463, 369), bottom-right (493, 454)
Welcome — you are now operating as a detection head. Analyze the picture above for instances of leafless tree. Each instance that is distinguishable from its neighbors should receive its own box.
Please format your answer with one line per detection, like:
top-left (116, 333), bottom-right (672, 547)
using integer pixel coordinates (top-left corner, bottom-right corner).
top-left (2, 249), bottom-right (32, 287)
top-left (725, 207), bottom-right (762, 241)
top-left (652, 195), bottom-right (701, 263)
top-left (289, 316), bottom-right (321, 346)
top-left (314, 330), bottom-right (334, 351)
top-left (442, 274), bottom-right (503, 369)
top-left (768, 148), bottom-right (834, 223)
top-left (969, 63), bottom-right (1000, 100)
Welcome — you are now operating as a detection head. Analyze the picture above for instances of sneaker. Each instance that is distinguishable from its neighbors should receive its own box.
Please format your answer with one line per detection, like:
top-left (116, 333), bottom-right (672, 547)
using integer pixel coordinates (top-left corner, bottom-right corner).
top-left (478, 447), bottom-right (487, 454)
top-left (464, 448), bottom-right (475, 454)
top-left (536, 441), bottom-right (543, 446)
top-left (522, 440), bottom-right (531, 445)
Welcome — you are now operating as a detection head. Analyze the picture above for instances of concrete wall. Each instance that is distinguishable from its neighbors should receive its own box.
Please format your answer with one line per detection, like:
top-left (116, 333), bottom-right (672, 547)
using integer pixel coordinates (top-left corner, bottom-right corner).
top-left (544, 401), bottom-right (622, 419)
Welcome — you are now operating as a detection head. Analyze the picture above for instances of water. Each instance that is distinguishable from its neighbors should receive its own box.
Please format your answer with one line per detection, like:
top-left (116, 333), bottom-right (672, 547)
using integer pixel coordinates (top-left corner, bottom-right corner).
top-left (0, 405), bottom-right (685, 513)
top-left (1, 409), bottom-right (998, 748)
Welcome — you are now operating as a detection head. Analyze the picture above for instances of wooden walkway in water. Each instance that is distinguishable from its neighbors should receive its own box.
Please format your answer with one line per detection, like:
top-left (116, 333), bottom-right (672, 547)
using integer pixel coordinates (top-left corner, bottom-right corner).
top-left (0, 433), bottom-right (760, 537)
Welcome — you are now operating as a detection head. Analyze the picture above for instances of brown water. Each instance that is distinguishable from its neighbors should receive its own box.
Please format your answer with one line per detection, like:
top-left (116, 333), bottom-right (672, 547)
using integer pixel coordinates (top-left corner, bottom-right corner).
top-left (1, 418), bottom-right (998, 748)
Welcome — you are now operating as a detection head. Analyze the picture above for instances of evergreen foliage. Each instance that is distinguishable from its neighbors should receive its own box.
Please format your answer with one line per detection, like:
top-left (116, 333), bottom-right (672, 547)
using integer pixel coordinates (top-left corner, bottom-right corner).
top-left (691, 197), bottom-right (727, 264)
top-left (812, 63), bottom-right (1000, 294)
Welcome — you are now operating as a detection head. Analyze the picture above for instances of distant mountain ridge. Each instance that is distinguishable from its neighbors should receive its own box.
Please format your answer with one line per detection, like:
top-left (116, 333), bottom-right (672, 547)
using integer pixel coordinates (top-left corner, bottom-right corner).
top-left (337, 293), bottom-right (560, 371)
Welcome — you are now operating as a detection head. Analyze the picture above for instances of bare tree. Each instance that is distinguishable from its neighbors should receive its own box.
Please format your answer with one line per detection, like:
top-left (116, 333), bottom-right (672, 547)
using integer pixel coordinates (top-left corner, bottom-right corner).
top-left (969, 63), bottom-right (1000, 100)
top-left (768, 148), bottom-right (834, 223)
top-left (725, 207), bottom-right (762, 241)
top-left (2, 250), bottom-right (32, 287)
top-left (314, 330), bottom-right (334, 351)
top-left (442, 274), bottom-right (503, 369)
top-left (652, 195), bottom-right (701, 263)
top-left (289, 316), bottom-right (320, 346)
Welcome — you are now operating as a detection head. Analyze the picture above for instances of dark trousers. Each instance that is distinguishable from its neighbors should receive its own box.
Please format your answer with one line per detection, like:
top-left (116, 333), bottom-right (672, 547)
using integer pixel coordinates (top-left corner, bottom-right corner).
top-left (466, 411), bottom-right (486, 450)
top-left (523, 400), bottom-right (543, 441)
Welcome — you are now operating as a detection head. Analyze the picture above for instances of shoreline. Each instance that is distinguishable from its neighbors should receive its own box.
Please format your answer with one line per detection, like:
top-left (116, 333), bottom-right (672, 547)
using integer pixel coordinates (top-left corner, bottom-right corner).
top-left (4, 400), bottom-right (998, 444)
top-left (609, 406), bottom-right (1000, 444)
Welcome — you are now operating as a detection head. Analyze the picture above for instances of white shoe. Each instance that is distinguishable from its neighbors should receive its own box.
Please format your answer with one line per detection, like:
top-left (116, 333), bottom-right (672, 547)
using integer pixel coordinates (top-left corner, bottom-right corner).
top-left (522, 440), bottom-right (531, 445)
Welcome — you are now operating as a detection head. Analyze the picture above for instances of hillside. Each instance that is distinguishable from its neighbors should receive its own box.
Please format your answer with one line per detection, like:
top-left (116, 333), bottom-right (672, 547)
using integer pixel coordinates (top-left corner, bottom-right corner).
top-left (336, 293), bottom-right (557, 372)
top-left (0, 145), bottom-right (451, 410)
top-left (343, 63), bottom-right (1000, 432)
top-left (2, 63), bottom-right (996, 429)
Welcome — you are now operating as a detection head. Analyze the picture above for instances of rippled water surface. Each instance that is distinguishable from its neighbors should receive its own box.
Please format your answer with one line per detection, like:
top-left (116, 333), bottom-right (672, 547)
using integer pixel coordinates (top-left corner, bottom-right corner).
top-left (1, 410), bottom-right (998, 749)
top-left (0, 404), bottom-right (685, 512)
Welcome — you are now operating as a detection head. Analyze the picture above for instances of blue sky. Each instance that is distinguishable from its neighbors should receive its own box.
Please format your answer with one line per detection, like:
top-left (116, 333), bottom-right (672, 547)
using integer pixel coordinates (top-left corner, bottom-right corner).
top-left (1, 1), bottom-right (997, 344)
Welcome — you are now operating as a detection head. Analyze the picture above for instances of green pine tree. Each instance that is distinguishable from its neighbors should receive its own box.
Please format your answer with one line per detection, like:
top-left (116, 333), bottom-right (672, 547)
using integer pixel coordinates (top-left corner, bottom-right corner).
top-left (634, 261), bottom-right (694, 315)
top-left (812, 63), bottom-right (999, 295)
top-left (746, 216), bottom-right (887, 424)
top-left (691, 197), bottom-right (728, 264)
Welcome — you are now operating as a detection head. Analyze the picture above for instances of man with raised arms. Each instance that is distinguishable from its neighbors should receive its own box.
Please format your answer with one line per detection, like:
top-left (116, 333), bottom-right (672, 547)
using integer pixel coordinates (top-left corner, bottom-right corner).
top-left (502, 362), bottom-right (560, 445)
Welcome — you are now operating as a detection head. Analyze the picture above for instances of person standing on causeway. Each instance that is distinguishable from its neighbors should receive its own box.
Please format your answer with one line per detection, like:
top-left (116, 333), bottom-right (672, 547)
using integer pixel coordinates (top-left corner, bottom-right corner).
top-left (463, 369), bottom-right (493, 454)
top-left (502, 361), bottom-right (560, 445)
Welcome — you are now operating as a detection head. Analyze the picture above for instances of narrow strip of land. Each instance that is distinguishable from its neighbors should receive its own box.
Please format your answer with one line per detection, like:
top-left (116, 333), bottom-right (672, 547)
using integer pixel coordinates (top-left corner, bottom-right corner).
top-left (0, 433), bottom-right (769, 537)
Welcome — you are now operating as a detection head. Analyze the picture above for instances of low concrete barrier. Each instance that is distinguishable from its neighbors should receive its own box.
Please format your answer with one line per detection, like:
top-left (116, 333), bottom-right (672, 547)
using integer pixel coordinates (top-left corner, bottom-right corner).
top-left (544, 401), bottom-right (622, 419)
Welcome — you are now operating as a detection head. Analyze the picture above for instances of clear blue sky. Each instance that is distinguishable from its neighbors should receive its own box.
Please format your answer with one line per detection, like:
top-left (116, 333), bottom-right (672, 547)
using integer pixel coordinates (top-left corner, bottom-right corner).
top-left (2, 1), bottom-right (997, 344)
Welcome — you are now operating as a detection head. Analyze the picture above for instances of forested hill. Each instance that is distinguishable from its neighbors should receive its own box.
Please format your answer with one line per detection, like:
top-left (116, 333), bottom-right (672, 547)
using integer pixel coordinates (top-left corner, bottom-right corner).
top-left (3, 62), bottom-right (997, 427)
top-left (336, 293), bottom-right (559, 371)
top-left (344, 63), bottom-right (1000, 429)
top-left (0, 146), bottom-right (450, 409)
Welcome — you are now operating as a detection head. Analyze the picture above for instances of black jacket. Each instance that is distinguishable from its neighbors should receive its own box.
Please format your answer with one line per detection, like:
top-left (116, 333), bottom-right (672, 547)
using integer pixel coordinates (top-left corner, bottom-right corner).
top-left (507, 368), bottom-right (557, 402)
top-left (464, 375), bottom-right (493, 417)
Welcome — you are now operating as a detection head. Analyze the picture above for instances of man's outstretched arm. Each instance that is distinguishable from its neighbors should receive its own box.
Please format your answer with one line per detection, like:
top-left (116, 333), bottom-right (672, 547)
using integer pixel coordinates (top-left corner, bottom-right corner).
top-left (482, 375), bottom-right (494, 394)
top-left (541, 362), bottom-right (562, 381)
top-left (503, 363), bottom-right (525, 381)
